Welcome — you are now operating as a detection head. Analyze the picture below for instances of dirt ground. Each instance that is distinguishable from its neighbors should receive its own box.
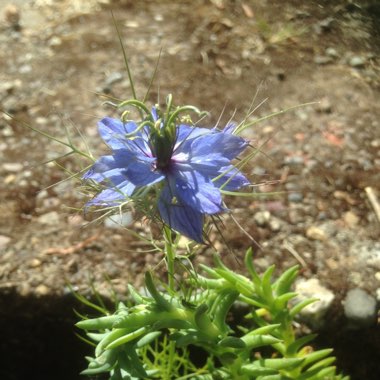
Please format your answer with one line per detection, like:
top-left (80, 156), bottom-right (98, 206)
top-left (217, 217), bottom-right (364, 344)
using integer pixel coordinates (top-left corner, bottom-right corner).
top-left (0, 1), bottom-right (379, 379)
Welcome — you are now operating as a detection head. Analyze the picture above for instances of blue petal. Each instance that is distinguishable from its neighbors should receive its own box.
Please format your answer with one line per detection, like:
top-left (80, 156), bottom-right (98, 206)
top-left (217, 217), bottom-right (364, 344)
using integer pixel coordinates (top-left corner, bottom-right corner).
top-left (98, 117), bottom-right (137, 149)
top-left (99, 117), bottom-right (151, 155)
top-left (174, 125), bottom-right (213, 152)
top-left (125, 159), bottom-right (165, 187)
top-left (189, 153), bottom-right (230, 176)
top-left (158, 186), bottom-right (204, 242)
top-left (169, 169), bottom-right (224, 214)
top-left (83, 156), bottom-right (123, 182)
top-left (190, 132), bottom-right (248, 160)
top-left (212, 166), bottom-right (250, 190)
top-left (151, 107), bottom-right (159, 122)
top-left (86, 180), bottom-right (135, 206)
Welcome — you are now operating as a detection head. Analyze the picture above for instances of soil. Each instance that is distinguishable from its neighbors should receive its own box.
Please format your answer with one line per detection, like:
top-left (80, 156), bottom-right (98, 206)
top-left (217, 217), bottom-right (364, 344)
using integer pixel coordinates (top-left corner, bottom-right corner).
top-left (0, 1), bottom-right (379, 379)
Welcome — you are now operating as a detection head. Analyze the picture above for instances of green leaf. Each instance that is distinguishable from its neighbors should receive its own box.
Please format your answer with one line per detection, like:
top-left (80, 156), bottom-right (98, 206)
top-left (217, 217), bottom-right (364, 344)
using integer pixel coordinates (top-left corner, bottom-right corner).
top-left (242, 334), bottom-right (282, 350)
top-left (136, 331), bottom-right (161, 348)
top-left (218, 337), bottom-right (247, 349)
top-left (258, 357), bottom-right (304, 370)
top-left (261, 265), bottom-right (276, 304)
top-left (286, 334), bottom-right (317, 356)
top-left (289, 298), bottom-right (318, 318)
top-left (76, 315), bottom-right (118, 330)
top-left (273, 292), bottom-right (298, 310)
top-left (105, 327), bottom-right (148, 350)
top-left (240, 365), bottom-right (277, 376)
top-left (244, 248), bottom-right (262, 288)
top-left (301, 348), bottom-right (334, 367)
top-left (273, 266), bottom-right (299, 296)
top-left (144, 271), bottom-right (173, 312)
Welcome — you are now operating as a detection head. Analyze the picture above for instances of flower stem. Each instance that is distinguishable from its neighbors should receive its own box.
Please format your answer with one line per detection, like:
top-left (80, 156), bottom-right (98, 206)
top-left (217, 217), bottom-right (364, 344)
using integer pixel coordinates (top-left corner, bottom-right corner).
top-left (164, 225), bottom-right (175, 293)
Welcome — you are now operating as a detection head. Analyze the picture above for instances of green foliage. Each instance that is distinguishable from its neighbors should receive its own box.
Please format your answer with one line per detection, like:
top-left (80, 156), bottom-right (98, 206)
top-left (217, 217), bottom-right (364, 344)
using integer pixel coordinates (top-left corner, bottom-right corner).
top-left (76, 249), bottom-right (348, 380)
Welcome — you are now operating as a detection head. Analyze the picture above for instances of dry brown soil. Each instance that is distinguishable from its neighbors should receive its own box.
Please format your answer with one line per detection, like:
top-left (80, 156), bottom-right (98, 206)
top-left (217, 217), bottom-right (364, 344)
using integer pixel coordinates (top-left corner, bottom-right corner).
top-left (0, 1), bottom-right (379, 379)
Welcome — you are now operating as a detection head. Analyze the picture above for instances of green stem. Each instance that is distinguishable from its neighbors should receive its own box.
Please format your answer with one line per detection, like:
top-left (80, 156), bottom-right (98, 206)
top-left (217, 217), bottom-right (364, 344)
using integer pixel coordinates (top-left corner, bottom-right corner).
top-left (164, 225), bottom-right (175, 293)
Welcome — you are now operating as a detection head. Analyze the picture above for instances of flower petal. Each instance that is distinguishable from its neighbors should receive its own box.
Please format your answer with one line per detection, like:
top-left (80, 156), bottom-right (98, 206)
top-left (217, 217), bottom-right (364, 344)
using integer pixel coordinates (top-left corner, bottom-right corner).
top-left (158, 186), bottom-right (204, 242)
top-left (86, 180), bottom-right (135, 206)
top-left (190, 132), bottom-right (248, 160)
top-left (170, 170), bottom-right (224, 214)
top-left (213, 166), bottom-right (250, 190)
top-left (174, 124), bottom-right (213, 152)
top-left (83, 155), bottom-right (123, 182)
top-left (99, 117), bottom-right (151, 155)
top-left (98, 117), bottom-right (137, 148)
top-left (125, 159), bottom-right (165, 187)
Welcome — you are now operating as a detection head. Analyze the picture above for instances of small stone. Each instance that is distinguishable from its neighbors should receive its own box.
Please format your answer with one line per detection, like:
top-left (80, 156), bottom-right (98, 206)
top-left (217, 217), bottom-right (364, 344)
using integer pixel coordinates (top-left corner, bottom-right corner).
top-left (0, 235), bottom-right (11, 250)
top-left (344, 288), bottom-right (377, 328)
top-left (104, 212), bottom-right (134, 229)
top-left (294, 278), bottom-right (335, 329)
top-left (288, 193), bottom-right (303, 203)
top-left (35, 284), bottom-right (50, 297)
top-left (343, 211), bottom-right (359, 227)
top-left (326, 47), bottom-right (339, 58)
top-left (349, 56), bottom-right (366, 68)
top-left (316, 97), bottom-right (332, 113)
top-left (36, 211), bottom-right (60, 225)
top-left (104, 72), bottom-right (123, 87)
top-left (18, 283), bottom-right (32, 297)
top-left (284, 156), bottom-right (304, 166)
top-left (288, 208), bottom-right (304, 224)
top-left (2, 162), bottom-right (23, 172)
top-left (49, 36), bottom-right (62, 47)
top-left (269, 218), bottom-right (282, 232)
top-left (319, 17), bottom-right (334, 31)
top-left (29, 258), bottom-right (42, 268)
top-left (314, 55), bottom-right (333, 65)
top-left (253, 211), bottom-right (271, 227)
top-left (306, 226), bottom-right (327, 241)
top-left (4, 4), bottom-right (20, 26)
top-left (19, 64), bottom-right (32, 74)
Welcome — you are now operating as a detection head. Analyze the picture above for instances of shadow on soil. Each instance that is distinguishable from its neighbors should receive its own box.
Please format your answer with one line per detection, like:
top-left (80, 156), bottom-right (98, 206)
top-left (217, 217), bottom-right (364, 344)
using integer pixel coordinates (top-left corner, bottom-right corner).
top-left (0, 292), bottom-right (379, 380)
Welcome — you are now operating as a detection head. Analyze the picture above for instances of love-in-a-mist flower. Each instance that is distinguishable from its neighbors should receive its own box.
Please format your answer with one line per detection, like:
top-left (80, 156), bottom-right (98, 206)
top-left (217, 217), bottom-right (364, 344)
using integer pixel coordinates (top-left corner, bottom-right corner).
top-left (84, 99), bottom-right (250, 242)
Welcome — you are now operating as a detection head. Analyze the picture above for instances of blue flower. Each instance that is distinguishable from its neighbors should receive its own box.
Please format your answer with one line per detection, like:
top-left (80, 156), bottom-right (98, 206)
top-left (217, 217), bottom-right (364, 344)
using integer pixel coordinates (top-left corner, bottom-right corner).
top-left (84, 112), bottom-right (249, 242)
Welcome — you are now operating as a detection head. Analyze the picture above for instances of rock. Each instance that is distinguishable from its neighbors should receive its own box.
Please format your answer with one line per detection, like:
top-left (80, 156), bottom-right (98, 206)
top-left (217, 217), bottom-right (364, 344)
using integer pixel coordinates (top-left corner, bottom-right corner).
top-left (0, 235), bottom-right (11, 250)
top-left (104, 212), bottom-right (134, 229)
top-left (294, 278), bottom-right (335, 328)
top-left (19, 64), bottom-right (32, 74)
top-left (349, 56), bottom-right (366, 68)
top-left (316, 97), bottom-right (332, 113)
top-left (288, 208), bottom-right (304, 224)
top-left (325, 47), bottom-right (339, 58)
top-left (253, 211), bottom-right (271, 227)
top-left (319, 17), bottom-right (335, 31)
top-left (104, 72), bottom-right (123, 87)
top-left (269, 217), bottom-right (282, 232)
top-left (284, 156), bottom-right (304, 166)
top-left (3, 4), bottom-right (20, 27)
top-left (343, 288), bottom-right (377, 328)
top-left (343, 211), bottom-right (359, 227)
top-left (2, 162), bottom-right (23, 172)
top-left (349, 241), bottom-right (380, 268)
top-left (288, 193), bottom-right (303, 203)
top-left (35, 284), bottom-right (50, 297)
top-left (36, 211), bottom-right (60, 225)
top-left (28, 258), bottom-right (42, 268)
top-left (314, 55), bottom-right (333, 65)
top-left (306, 225), bottom-right (327, 241)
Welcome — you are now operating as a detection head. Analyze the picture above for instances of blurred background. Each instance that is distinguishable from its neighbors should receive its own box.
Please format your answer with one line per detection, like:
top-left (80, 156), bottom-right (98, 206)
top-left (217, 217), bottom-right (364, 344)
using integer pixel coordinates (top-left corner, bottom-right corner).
top-left (0, 1), bottom-right (379, 379)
